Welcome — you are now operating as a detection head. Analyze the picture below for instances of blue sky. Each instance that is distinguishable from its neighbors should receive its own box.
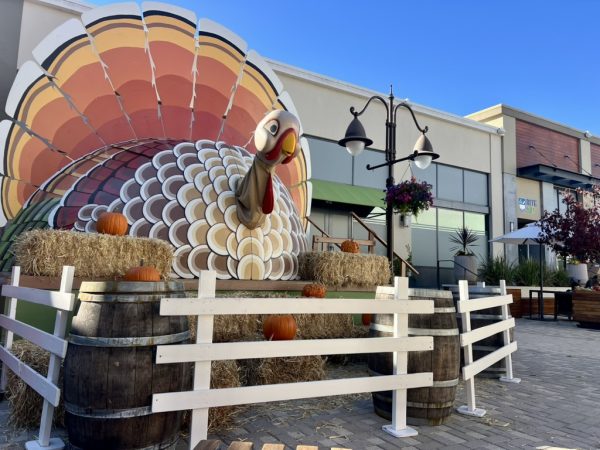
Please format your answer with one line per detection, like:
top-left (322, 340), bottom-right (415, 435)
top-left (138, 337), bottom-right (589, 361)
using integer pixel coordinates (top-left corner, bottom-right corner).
top-left (92, 0), bottom-right (600, 134)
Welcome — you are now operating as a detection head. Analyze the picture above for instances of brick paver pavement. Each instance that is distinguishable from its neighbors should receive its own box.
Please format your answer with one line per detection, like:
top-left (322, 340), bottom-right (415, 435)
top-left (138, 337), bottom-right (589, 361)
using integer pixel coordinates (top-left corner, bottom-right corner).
top-left (1, 318), bottom-right (599, 449)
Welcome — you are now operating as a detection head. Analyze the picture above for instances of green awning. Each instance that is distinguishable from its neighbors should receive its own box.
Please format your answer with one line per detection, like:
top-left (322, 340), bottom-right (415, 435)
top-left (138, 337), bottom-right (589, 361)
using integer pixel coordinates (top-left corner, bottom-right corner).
top-left (311, 179), bottom-right (385, 208)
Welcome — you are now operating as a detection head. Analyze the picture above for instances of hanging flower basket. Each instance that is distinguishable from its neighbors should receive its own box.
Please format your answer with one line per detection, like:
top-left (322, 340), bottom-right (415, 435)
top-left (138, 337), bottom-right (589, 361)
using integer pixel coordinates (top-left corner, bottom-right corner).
top-left (385, 177), bottom-right (434, 217)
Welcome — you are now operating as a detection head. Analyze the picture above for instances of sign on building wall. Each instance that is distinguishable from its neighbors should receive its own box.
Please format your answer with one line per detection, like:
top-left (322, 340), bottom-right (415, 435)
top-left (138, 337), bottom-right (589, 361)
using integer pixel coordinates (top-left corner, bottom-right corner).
top-left (516, 178), bottom-right (541, 220)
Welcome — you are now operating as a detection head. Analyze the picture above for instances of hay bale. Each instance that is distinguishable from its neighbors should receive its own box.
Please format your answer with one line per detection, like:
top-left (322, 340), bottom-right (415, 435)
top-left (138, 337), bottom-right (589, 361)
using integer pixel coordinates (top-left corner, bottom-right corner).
top-left (6, 340), bottom-right (64, 428)
top-left (295, 314), bottom-right (355, 339)
top-left (208, 360), bottom-right (243, 431)
top-left (7, 341), bottom-right (241, 432)
top-left (13, 229), bottom-right (173, 279)
top-left (299, 251), bottom-right (390, 287)
top-left (188, 314), bottom-right (261, 343)
top-left (241, 355), bottom-right (325, 386)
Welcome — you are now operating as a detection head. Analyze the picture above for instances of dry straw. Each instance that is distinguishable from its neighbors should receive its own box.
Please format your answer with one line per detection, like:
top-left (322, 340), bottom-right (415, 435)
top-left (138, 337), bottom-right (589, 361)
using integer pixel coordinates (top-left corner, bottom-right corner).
top-left (13, 229), bottom-right (173, 279)
top-left (298, 251), bottom-right (390, 287)
top-left (6, 340), bottom-right (64, 428)
top-left (208, 360), bottom-right (243, 431)
top-left (240, 355), bottom-right (326, 387)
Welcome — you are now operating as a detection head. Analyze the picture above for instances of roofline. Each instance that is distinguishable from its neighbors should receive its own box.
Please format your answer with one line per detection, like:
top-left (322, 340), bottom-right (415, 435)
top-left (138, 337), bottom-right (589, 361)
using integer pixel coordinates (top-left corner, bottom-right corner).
top-left (266, 58), bottom-right (502, 136)
top-left (30, 0), bottom-right (93, 13)
top-left (468, 104), bottom-right (600, 145)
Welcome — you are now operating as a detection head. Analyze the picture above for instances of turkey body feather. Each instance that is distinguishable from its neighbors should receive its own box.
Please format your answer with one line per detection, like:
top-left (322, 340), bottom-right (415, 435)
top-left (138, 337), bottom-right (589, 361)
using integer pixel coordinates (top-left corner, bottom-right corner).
top-left (0, 2), bottom-right (311, 280)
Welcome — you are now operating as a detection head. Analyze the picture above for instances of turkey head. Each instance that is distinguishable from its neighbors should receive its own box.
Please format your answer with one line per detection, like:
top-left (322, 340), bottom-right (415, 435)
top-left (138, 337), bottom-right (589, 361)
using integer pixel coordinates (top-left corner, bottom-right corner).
top-left (235, 110), bottom-right (301, 229)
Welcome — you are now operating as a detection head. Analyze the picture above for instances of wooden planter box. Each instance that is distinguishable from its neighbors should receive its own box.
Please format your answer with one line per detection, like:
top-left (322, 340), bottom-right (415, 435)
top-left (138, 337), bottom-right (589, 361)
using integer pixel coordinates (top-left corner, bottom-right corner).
top-left (572, 290), bottom-right (600, 327)
top-left (506, 288), bottom-right (522, 318)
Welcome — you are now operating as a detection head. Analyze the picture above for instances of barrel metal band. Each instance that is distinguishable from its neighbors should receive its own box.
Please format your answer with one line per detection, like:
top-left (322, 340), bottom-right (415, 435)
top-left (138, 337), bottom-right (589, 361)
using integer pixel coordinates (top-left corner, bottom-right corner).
top-left (432, 378), bottom-right (459, 387)
top-left (370, 323), bottom-right (459, 336)
top-left (407, 400), bottom-right (455, 409)
top-left (68, 330), bottom-right (190, 347)
top-left (64, 402), bottom-right (153, 418)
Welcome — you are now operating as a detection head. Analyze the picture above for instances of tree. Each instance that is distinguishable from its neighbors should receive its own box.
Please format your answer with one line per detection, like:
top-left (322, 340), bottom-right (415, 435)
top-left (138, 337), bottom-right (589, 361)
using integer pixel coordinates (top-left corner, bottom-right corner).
top-left (538, 187), bottom-right (600, 263)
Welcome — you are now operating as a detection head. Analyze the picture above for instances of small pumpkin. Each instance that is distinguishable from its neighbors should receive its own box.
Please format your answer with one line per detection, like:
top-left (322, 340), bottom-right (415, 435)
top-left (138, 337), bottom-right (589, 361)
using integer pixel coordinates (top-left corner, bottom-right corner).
top-left (263, 314), bottom-right (297, 341)
top-left (302, 283), bottom-right (327, 298)
top-left (97, 212), bottom-right (128, 236)
top-left (361, 313), bottom-right (372, 326)
top-left (340, 239), bottom-right (360, 253)
top-left (123, 265), bottom-right (161, 282)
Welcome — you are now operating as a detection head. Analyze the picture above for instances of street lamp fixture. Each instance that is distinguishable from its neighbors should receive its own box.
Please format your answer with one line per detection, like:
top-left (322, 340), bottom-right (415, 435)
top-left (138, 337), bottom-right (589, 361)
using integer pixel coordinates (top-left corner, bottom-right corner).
top-left (337, 86), bottom-right (440, 266)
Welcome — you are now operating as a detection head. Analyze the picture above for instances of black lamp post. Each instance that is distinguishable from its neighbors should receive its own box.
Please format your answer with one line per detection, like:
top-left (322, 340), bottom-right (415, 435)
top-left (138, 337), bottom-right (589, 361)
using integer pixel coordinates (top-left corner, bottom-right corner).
top-left (338, 86), bottom-right (439, 266)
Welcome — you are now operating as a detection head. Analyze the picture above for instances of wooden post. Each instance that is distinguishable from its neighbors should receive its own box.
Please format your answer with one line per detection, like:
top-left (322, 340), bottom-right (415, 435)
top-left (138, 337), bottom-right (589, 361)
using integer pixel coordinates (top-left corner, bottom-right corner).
top-left (382, 276), bottom-right (418, 437)
top-left (36, 266), bottom-right (74, 448)
top-left (456, 280), bottom-right (486, 417)
top-left (190, 271), bottom-right (217, 450)
top-left (499, 280), bottom-right (521, 384)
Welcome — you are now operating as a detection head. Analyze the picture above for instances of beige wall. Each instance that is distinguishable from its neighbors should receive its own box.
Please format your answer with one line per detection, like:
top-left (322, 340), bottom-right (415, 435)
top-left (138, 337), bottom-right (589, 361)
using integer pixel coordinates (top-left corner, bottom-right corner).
top-left (17, 0), bottom-right (84, 68)
top-left (580, 140), bottom-right (591, 175)
top-left (276, 72), bottom-right (498, 175)
top-left (275, 70), bottom-right (504, 260)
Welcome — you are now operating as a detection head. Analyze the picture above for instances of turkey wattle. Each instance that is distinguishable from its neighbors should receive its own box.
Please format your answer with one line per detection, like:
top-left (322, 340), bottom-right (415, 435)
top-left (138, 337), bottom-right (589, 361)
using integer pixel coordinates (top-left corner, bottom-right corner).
top-left (0, 2), bottom-right (312, 279)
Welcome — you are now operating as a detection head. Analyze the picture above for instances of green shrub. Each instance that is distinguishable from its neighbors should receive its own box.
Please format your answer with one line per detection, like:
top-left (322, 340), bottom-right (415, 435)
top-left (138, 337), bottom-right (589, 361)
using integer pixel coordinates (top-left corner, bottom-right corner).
top-left (548, 267), bottom-right (570, 287)
top-left (478, 256), bottom-right (516, 285)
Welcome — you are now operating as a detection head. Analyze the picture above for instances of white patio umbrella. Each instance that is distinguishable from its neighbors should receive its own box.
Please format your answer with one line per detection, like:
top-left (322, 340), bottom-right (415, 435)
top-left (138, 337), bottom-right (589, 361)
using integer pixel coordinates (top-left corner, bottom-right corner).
top-left (490, 222), bottom-right (544, 245)
top-left (490, 223), bottom-right (547, 319)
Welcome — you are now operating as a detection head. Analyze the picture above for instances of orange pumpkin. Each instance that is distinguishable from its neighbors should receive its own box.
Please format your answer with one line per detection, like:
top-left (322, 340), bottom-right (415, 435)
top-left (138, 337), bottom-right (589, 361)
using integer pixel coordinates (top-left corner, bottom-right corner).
top-left (123, 265), bottom-right (161, 282)
top-left (263, 315), bottom-right (297, 341)
top-left (302, 283), bottom-right (327, 298)
top-left (361, 313), bottom-right (372, 326)
top-left (97, 212), bottom-right (128, 236)
top-left (341, 240), bottom-right (360, 253)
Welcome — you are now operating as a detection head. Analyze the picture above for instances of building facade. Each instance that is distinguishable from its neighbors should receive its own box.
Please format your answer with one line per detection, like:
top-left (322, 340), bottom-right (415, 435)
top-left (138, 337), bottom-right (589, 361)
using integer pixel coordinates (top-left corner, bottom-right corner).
top-left (468, 104), bottom-right (600, 268)
top-left (0, 0), bottom-right (519, 287)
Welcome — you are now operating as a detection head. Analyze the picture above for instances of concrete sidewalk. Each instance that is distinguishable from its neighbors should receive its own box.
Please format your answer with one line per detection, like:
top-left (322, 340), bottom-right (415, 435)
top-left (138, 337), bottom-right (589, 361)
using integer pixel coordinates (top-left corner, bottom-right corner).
top-left (2, 318), bottom-right (599, 449)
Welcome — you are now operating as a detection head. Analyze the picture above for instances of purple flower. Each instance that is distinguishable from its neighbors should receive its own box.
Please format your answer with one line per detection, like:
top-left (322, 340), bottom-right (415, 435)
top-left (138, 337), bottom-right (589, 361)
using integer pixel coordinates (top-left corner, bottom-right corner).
top-left (384, 177), bottom-right (434, 216)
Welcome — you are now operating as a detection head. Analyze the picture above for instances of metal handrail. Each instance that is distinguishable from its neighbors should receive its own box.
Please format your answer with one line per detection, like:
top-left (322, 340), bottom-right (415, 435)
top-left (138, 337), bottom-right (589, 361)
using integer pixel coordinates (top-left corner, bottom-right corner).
top-left (305, 216), bottom-right (342, 250)
top-left (436, 259), bottom-right (479, 289)
top-left (350, 212), bottom-right (419, 276)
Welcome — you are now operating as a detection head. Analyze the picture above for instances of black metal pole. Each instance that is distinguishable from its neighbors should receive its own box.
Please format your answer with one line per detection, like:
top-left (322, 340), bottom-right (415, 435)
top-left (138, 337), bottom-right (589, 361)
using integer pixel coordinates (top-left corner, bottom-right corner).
top-left (386, 88), bottom-right (396, 267)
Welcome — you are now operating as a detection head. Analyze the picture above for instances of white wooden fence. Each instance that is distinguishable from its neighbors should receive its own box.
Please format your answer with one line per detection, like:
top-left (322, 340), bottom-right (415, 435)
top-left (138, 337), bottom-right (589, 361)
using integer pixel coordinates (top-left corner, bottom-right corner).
top-left (0, 266), bottom-right (75, 450)
top-left (152, 273), bottom-right (435, 449)
top-left (456, 279), bottom-right (520, 417)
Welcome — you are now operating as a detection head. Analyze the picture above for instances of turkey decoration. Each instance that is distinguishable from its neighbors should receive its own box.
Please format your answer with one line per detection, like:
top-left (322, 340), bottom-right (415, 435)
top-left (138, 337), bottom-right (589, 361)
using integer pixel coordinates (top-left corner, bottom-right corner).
top-left (0, 1), bottom-right (312, 280)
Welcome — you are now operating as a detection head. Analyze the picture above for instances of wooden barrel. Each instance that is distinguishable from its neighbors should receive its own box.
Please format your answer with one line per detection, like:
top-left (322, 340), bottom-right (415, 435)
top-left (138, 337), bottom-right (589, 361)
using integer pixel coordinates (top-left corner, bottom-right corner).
top-left (368, 288), bottom-right (460, 425)
top-left (64, 281), bottom-right (190, 450)
top-left (447, 285), bottom-right (509, 378)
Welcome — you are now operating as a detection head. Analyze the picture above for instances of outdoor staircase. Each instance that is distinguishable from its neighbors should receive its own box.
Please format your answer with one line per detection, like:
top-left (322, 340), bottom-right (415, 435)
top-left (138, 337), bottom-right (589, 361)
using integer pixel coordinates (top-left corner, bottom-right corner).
top-left (306, 212), bottom-right (418, 277)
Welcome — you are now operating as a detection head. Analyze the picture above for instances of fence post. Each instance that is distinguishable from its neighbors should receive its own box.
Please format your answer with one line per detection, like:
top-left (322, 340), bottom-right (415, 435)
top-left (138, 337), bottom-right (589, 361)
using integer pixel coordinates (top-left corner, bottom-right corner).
top-left (0, 266), bottom-right (20, 395)
top-left (456, 280), bottom-right (486, 417)
top-left (382, 276), bottom-right (418, 437)
top-left (189, 270), bottom-right (217, 450)
top-left (499, 280), bottom-right (521, 384)
top-left (34, 266), bottom-right (74, 449)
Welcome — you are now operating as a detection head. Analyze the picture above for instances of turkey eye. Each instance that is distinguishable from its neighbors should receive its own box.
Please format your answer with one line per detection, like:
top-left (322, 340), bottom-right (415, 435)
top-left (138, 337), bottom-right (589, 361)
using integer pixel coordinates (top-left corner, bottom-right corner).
top-left (266, 120), bottom-right (279, 136)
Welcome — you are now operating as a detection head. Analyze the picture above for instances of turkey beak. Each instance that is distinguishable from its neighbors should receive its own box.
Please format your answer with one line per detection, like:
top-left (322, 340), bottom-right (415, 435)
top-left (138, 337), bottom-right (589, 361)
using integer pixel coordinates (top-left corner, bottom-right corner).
top-left (281, 130), bottom-right (297, 156)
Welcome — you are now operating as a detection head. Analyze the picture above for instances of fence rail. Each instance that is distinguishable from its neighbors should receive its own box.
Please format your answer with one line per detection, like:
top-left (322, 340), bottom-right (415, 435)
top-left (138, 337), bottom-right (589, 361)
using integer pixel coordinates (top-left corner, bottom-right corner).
top-left (153, 273), bottom-right (434, 449)
top-left (456, 279), bottom-right (520, 417)
top-left (0, 265), bottom-right (75, 450)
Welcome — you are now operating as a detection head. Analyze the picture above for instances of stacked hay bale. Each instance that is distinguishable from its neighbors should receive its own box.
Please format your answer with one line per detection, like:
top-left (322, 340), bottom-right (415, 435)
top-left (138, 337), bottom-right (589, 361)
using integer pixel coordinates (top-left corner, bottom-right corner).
top-left (12, 229), bottom-right (173, 279)
top-left (298, 251), bottom-right (390, 287)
